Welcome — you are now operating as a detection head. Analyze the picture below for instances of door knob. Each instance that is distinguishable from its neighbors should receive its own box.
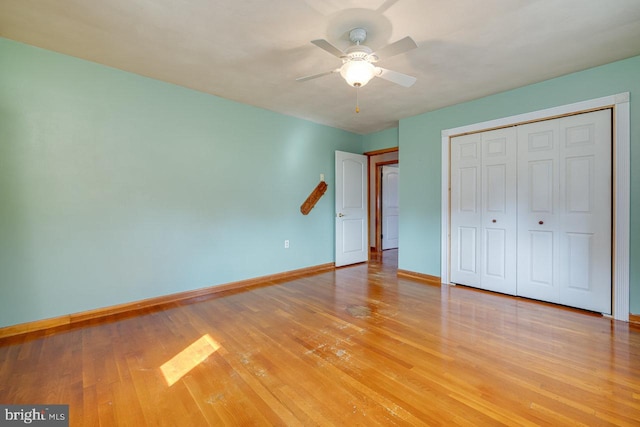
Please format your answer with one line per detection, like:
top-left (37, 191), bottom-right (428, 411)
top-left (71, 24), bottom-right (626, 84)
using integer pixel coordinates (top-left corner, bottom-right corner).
top-left (492, 219), bottom-right (497, 223)
top-left (338, 213), bottom-right (345, 217)
top-left (539, 220), bottom-right (544, 225)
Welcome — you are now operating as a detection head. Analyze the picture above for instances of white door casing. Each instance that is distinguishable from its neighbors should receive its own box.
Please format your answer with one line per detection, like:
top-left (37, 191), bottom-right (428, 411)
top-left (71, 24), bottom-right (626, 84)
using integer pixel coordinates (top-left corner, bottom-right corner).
top-left (382, 165), bottom-right (400, 250)
top-left (441, 93), bottom-right (629, 320)
top-left (335, 151), bottom-right (368, 267)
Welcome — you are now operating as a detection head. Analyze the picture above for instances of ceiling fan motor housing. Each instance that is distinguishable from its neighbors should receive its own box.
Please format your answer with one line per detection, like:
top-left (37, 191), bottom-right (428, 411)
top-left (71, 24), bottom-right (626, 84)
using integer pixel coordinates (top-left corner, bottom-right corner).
top-left (344, 45), bottom-right (374, 60)
top-left (349, 28), bottom-right (368, 44)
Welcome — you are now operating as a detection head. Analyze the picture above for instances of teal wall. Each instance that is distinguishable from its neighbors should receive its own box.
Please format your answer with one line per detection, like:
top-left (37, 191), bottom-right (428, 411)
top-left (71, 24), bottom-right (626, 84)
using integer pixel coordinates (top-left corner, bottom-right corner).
top-left (399, 54), bottom-right (640, 314)
top-left (0, 38), bottom-right (362, 328)
top-left (362, 127), bottom-right (398, 152)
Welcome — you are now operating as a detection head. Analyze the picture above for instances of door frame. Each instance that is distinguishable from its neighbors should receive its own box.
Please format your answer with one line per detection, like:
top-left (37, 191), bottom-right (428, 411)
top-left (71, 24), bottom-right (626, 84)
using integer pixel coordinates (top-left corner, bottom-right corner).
top-left (364, 147), bottom-right (399, 253)
top-left (440, 93), bottom-right (630, 321)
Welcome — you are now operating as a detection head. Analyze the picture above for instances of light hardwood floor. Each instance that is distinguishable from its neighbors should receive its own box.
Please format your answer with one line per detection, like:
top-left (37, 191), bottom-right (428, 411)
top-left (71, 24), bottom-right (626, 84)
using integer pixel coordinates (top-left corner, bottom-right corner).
top-left (1, 250), bottom-right (639, 426)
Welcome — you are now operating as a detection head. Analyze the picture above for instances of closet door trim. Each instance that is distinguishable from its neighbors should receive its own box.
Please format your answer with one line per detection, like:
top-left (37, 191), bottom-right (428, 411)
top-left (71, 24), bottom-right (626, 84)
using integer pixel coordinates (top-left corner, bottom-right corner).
top-left (441, 92), bottom-right (630, 321)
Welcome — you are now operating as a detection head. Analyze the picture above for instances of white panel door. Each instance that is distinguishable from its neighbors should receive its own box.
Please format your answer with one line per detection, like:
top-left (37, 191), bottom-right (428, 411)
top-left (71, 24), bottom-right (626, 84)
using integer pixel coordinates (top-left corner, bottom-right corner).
top-left (557, 110), bottom-right (611, 313)
top-left (382, 165), bottom-right (399, 250)
top-left (335, 151), bottom-right (368, 267)
top-left (517, 119), bottom-right (561, 303)
top-left (450, 133), bottom-right (482, 287)
top-left (480, 128), bottom-right (517, 295)
top-left (517, 110), bottom-right (611, 313)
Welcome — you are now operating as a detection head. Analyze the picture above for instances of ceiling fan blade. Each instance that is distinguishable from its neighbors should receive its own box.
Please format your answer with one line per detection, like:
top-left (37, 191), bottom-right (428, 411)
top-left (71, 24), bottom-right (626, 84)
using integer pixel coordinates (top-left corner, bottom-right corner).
top-left (374, 36), bottom-right (418, 59)
top-left (376, 67), bottom-right (417, 87)
top-left (296, 69), bottom-right (338, 82)
top-left (311, 39), bottom-right (344, 58)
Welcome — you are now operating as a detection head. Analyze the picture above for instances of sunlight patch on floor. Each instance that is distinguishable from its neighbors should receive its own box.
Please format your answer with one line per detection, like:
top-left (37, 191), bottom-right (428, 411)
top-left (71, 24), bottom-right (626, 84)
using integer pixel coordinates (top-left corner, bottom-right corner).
top-left (160, 334), bottom-right (220, 386)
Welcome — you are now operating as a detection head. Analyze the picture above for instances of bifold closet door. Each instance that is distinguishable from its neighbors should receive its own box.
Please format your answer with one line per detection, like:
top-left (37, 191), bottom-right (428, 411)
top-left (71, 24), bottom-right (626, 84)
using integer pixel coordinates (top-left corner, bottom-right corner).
top-left (450, 133), bottom-right (482, 287)
top-left (517, 109), bottom-right (612, 313)
top-left (480, 128), bottom-right (517, 295)
top-left (450, 128), bottom-right (517, 294)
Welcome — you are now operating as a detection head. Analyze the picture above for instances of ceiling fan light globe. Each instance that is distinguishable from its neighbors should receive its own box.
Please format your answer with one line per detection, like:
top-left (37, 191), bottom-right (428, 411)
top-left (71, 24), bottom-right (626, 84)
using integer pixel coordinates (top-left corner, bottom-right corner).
top-left (340, 60), bottom-right (375, 87)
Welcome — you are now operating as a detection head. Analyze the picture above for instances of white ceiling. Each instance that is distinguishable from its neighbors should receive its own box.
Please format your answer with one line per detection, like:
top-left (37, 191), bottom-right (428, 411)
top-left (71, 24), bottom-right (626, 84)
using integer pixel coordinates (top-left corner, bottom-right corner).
top-left (2, 0), bottom-right (640, 134)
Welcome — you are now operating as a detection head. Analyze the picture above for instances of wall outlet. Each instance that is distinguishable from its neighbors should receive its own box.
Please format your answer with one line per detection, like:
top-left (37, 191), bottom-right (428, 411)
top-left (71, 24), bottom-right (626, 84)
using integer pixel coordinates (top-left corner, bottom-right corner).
top-left (320, 173), bottom-right (325, 181)
top-left (284, 240), bottom-right (289, 249)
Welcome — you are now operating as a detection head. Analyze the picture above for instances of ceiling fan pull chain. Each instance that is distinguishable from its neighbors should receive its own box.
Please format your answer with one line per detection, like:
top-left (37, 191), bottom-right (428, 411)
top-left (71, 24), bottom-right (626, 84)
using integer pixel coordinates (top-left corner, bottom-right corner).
top-left (355, 84), bottom-right (360, 113)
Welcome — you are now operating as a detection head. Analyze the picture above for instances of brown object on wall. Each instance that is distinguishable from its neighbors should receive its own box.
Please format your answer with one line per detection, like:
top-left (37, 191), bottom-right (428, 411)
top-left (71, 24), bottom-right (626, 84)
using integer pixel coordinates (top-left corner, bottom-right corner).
top-left (300, 181), bottom-right (328, 215)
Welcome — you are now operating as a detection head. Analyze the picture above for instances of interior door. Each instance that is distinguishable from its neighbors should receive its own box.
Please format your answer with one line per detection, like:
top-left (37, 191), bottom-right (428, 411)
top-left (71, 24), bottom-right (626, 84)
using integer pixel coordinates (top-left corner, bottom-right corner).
top-left (480, 127), bottom-right (517, 295)
top-left (557, 110), bottom-right (611, 313)
top-left (516, 119), bottom-right (561, 303)
top-left (381, 165), bottom-right (399, 250)
top-left (450, 133), bottom-right (482, 287)
top-left (517, 109), bottom-right (611, 313)
top-left (450, 129), bottom-right (517, 294)
top-left (335, 151), bottom-right (368, 267)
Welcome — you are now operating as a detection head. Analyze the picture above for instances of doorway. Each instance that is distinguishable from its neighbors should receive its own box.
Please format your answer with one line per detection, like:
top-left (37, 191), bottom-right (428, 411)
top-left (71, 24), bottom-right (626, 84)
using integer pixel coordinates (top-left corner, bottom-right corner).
top-left (365, 148), bottom-right (399, 255)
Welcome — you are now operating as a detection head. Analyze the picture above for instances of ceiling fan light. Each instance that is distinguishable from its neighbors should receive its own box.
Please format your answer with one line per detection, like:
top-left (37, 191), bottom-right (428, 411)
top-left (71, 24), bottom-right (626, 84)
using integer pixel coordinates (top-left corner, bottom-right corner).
top-left (340, 60), bottom-right (375, 87)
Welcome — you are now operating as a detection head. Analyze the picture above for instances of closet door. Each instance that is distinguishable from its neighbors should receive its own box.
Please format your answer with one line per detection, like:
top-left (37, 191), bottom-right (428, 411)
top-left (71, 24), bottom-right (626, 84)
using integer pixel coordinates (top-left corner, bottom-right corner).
top-left (450, 133), bottom-right (482, 287)
top-left (517, 120), bottom-right (561, 303)
top-left (517, 110), bottom-right (611, 313)
top-left (450, 128), bottom-right (517, 294)
top-left (557, 110), bottom-right (611, 313)
top-left (480, 128), bottom-right (517, 295)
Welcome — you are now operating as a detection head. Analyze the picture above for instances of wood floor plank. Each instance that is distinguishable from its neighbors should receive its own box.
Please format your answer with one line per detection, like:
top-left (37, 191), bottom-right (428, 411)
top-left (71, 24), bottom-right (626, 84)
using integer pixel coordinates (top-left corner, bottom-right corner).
top-left (1, 249), bottom-right (640, 426)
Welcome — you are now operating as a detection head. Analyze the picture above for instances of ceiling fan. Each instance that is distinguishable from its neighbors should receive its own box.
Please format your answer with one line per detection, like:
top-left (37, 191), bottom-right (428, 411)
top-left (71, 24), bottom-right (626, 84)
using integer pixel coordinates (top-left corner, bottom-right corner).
top-left (297, 27), bottom-right (418, 90)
